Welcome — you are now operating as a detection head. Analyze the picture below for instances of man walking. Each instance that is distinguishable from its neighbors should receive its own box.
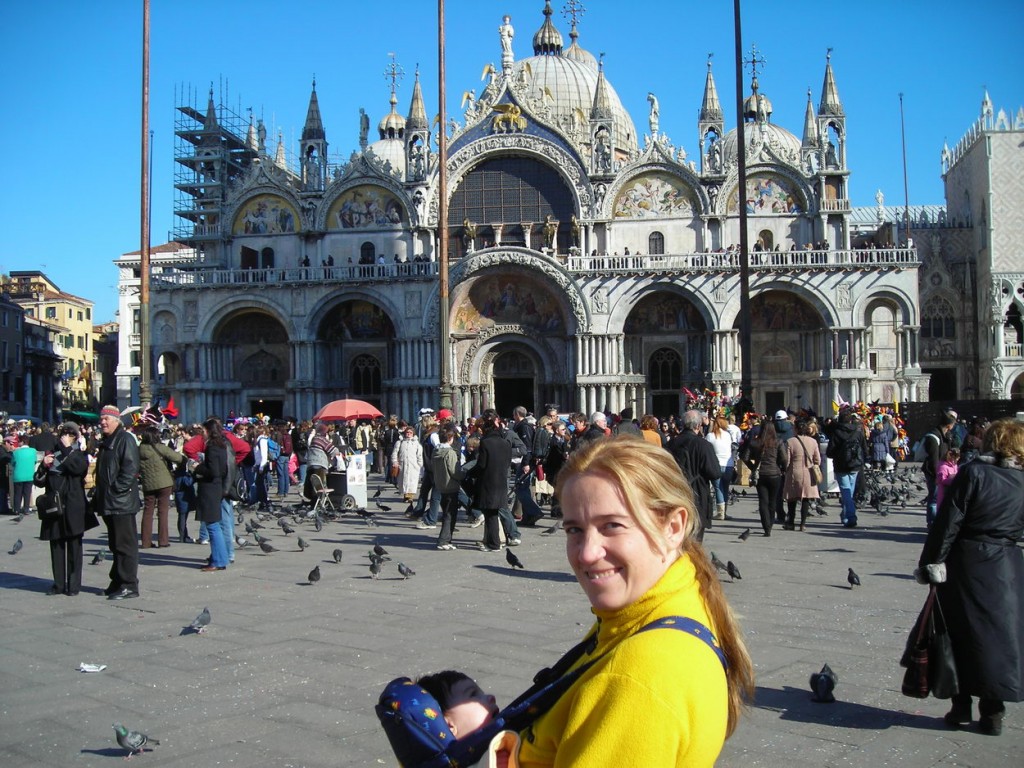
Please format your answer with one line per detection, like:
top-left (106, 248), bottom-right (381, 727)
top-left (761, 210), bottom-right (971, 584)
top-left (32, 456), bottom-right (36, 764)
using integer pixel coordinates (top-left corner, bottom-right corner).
top-left (468, 409), bottom-right (513, 552)
top-left (667, 410), bottom-right (721, 540)
top-left (826, 408), bottom-right (868, 528)
top-left (94, 405), bottom-right (141, 600)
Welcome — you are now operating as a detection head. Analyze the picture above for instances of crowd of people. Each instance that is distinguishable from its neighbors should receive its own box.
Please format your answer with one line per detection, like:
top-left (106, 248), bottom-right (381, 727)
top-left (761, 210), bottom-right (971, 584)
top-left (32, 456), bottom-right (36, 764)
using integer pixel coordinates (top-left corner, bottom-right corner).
top-left (3, 398), bottom-right (1021, 759)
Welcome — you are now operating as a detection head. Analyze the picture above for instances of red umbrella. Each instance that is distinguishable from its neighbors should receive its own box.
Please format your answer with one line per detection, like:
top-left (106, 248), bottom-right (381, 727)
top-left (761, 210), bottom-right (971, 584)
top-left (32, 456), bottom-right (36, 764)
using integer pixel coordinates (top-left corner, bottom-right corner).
top-left (313, 399), bottom-right (383, 422)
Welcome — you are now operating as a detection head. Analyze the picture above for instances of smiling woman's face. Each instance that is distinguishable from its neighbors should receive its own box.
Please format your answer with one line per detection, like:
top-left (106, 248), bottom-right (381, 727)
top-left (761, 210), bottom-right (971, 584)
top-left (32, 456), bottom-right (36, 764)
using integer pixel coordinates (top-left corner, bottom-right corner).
top-left (560, 472), bottom-right (684, 613)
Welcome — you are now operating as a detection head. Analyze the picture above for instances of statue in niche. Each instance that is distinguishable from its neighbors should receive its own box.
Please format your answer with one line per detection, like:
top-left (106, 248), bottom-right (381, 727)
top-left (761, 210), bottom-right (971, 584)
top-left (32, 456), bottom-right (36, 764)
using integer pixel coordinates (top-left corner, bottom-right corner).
top-left (359, 108), bottom-right (370, 149)
top-left (570, 215), bottom-right (580, 247)
top-left (543, 215), bottom-right (558, 250)
top-left (463, 218), bottom-right (477, 251)
top-left (594, 127), bottom-right (612, 172)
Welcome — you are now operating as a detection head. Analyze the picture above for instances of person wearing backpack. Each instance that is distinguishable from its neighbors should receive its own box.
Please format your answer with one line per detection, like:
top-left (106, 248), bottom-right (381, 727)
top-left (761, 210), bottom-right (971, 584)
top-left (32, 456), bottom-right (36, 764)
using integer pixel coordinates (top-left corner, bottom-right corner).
top-left (826, 409), bottom-right (869, 528)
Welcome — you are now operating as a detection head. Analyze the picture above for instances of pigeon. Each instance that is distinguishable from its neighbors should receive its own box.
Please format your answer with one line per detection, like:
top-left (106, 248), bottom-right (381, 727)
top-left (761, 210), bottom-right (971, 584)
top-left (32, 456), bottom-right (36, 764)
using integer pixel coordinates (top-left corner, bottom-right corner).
top-left (9, 539), bottom-right (22, 555)
top-left (332, 548), bottom-right (343, 563)
top-left (367, 552), bottom-right (389, 566)
top-left (727, 561), bottom-right (742, 581)
top-left (258, 540), bottom-right (277, 554)
top-left (91, 551), bottom-right (105, 565)
top-left (234, 536), bottom-right (249, 549)
top-left (297, 537), bottom-right (309, 551)
top-left (372, 488), bottom-right (382, 499)
top-left (505, 549), bottom-right (525, 569)
top-left (308, 565), bottom-right (321, 585)
top-left (281, 522), bottom-right (295, 535)
top-left (809, 663), bottom-right (838, 703)
top-left (738, 528), bottom-right (751, 541)
top-left (376, 503), bottom-right (392, 514)
top-left (12, 512), bottom-right (24, 523)
top-left (541, 522), bottom-right (561, 535)
top-left (847, 568), bottom-right (861, 588)
top-left (404, 503), bottom-right (416, 518)
top-left (397, 562), bottom-right (416, 580)
top-left (112, 722), bottom-right (160, 759)
top-left (373, 541), bottom-right (389, 558)
top-left (369, 560), bottom-right (382, 579)
top-left (314, 515), bottom-right (324, 532)
top-left (244, 522), bottom-right (257, 534)
top-left (189, 607), bottom-right (211, 634)
top-left (248, 519), bottom-right (264, 530)
top-left (252, 531), bottom-right (269, 544)
top-left (710, 551), bottom-right (729, 575)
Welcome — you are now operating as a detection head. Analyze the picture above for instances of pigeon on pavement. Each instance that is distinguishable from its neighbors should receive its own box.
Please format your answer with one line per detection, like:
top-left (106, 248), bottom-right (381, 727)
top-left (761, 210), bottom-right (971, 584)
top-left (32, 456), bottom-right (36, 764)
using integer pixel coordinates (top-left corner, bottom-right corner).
top-left (308, 565), bottom-right (321, 585)
top-left (112, 722), bottom-right (159, 759)
top-left (710, 551), bottom-right (729, 575)
top-left (258, 540), bottom-right (277, 554)
top-left (847, 568), bottom-right (861, 588)
top-left (189, 607), bottom-right (211, 634)
top-left (738, 528), bottom-right (751, 541)
top-left (809, 663), bottom-right (838, 703)
top-left (314, 515), bottom-right (323, 532)
top-left (369, 560), bottom-right (382, 579)
top-left (506, 549), bottom-right (525, 569)
top-left (91, 551), bottom-right (105, 565)
top-left (332, 548), bottom-right (343, 563)
top-left (540, 522), bottom-right (560, 535)
top-left (372, 488), bottom-right (382, 499)
top-left (281, 522), bottom-right (295, 535)
top-left (9, 539), bottom-right (22, 555)
top-left (297, 537), bottom-right (309, 551)
top-left (234, 536), bottom-right (249, 549)
top-left (397, 562), bottom-right (415, 579)
top-left (726, 561), bottom-right (742, 581)
top-left (373, 540), bottom-right (389, 558)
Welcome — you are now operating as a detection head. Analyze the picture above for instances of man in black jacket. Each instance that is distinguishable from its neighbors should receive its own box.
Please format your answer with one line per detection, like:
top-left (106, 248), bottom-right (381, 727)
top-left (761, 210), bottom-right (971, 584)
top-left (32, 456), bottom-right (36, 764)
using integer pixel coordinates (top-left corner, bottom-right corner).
top-left (468, 410), bottom-right (512, 552)
top-left (826, 409), bottom-right (869, 528)
top-left (95, 405), bottom-right (141, 600)
top-left (667, 410), bottom-right (721, 541)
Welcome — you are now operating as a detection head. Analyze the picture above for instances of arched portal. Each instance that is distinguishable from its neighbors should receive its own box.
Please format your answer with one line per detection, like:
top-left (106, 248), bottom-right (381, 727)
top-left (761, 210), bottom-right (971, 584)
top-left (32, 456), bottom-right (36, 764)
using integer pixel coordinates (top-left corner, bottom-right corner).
top-left (624, 291), bottom-right (709, 418)
top-left (491, 347), bottom-right (537, 418)
top-left (213, 310), bottom-right (290, 416)
top-left (316, 299), bottom-right (395, 404)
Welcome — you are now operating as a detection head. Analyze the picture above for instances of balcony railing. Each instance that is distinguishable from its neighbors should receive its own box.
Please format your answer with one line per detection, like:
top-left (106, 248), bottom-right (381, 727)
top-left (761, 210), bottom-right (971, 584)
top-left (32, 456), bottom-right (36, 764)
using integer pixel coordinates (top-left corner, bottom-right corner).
top-left (1006, 342), bottom-right (1023, 358)
top-left (564, 248), bottom-right (918, 273)
top-left (151, 262), bottom-right (439, 288)
top-left (820, 198), bottom-right (851, 212)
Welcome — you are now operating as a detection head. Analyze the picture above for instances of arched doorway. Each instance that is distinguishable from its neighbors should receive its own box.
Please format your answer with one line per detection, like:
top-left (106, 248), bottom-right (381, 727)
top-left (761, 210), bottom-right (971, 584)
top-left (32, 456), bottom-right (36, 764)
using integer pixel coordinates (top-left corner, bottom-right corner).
top-left (648, 348), bottom-right (683, 418)
top-left (316, 299), bottom-right (395, 400)
top-left (213, 310), bottom-right (290, 416)
top-left (492, 347), bottom-right (536, 418)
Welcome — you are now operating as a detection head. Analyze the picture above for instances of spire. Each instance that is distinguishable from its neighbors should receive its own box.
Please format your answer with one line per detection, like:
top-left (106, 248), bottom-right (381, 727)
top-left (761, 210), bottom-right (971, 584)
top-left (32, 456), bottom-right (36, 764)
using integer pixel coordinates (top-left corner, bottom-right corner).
top-left (817, 49), bottom-right (843, 117)
top-left (532, 0), bottom-right (563, 55)
top-left (274, 131), bottom-right (286, 168)
top-left (562, 1), bottom-right (596, 67)
top-left (202, 86), bottom-right (219, 132)
top-left (699, 57), bottom-right (724, 122)
top-left (301, 77), bottom-right (326, 142)
top-left (245, 112), bottom-right (258, 153)
top-left (981, 89), bottom-right (994, 120)
top-left (591, 55), bottom-right (613, 120)
top-left (406, 66), bottom-right (428, 132)
top-left (802, 88), bottom-right (819, 147)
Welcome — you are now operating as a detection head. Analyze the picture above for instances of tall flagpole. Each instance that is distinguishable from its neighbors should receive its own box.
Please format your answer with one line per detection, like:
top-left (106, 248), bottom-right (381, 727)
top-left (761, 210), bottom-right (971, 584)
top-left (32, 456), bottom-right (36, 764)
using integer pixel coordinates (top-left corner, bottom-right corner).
top-left (437, 0), bottom-right (453, 412)
top-left (734, 0), bottom-right (753, 407)
top-left (139, 0), bottom-right (152, 407)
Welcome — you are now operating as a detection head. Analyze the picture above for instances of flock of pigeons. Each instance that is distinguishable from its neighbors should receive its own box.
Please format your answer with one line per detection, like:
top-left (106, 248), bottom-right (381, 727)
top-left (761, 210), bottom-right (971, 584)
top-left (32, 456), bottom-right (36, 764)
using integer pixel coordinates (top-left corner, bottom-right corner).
top-left (7, 464), bottom-right (930, 756)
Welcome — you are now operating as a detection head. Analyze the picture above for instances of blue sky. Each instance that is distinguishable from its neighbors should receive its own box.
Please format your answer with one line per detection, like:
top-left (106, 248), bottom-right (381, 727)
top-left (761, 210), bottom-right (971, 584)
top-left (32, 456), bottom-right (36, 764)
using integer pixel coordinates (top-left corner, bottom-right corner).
top-left (4, 1), bottom-right (1020, 323)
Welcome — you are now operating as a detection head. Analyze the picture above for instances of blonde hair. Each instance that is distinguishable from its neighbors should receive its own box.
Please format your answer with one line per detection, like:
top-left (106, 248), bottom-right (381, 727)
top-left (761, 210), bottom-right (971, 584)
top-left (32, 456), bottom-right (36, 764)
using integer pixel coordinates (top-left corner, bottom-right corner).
top-left (984, 418), bottom-right (1024, 465)
top-left (555, 437), bottom-right (754, 737)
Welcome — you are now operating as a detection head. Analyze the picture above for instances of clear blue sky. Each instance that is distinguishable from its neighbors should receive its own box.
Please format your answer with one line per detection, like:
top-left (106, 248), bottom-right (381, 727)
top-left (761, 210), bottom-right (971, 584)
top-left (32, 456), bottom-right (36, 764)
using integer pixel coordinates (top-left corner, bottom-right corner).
top-left (4, 1), bottom-right (1020, 323)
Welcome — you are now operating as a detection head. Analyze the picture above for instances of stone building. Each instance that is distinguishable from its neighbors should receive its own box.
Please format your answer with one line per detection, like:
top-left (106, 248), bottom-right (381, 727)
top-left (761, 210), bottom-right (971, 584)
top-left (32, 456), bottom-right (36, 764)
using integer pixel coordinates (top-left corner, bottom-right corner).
top-left (146, 2), bottom-right (934, 422)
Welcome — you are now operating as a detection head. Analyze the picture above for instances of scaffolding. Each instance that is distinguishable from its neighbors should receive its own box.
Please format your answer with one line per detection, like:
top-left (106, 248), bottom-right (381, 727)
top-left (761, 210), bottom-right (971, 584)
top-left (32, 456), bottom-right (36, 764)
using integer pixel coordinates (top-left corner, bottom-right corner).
top-left (172, 84), bottom-right (299, 243)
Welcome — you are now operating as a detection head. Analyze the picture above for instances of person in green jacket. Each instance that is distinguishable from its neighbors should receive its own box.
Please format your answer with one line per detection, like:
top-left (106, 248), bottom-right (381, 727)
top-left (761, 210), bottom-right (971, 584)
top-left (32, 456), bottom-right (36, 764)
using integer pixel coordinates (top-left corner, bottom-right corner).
top-left (137, 427), bottom-right (184, 548)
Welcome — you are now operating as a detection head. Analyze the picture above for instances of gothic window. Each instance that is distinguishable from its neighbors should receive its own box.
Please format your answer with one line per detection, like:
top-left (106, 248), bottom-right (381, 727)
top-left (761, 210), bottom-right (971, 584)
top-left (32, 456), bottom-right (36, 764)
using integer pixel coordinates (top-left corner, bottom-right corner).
top-left (350, 354), bottom-right (381, 397)
top-left (649, 348), bottom-right (682, 391)
top-left (648, 231), bottom-right (665, 255)
top-left (260, 247), bottom-right (275, 268)
top-left (1005, 304), bottom-right (1023, 345)
top-left (921, 296), bottom-right (955, 338)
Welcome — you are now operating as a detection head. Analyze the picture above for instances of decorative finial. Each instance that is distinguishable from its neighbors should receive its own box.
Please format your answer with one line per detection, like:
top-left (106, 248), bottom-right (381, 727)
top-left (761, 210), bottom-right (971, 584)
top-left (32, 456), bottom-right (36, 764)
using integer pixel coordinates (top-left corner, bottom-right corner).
top-left (826, 47), bottom-right (833, 63)
top-left (383, 53), bottom-right (405, 100)
top-left (598, 51), bottom-right (605, 70)
top-left (707, 52), bottom-right (714, 70)
top-left (562, 0), bottom-right (587, 29)
top-left (744, 45), bottom-right (767, 81)
top-left (312, 74), bottom-right (317, 90)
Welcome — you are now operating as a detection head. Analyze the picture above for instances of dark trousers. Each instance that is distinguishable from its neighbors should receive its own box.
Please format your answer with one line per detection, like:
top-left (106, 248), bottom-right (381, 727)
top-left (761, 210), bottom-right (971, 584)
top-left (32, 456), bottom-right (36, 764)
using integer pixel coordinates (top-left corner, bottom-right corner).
top-left (13, 482), bottom-right (32, 515)
top-left (786, 499), bottom-right (812, 527)
top-left (756, 475), bottom-right (782, 534)
top-left (481, 508), bottom-right (502, 549)
top-left (105, 514), bottom-right (139, 592)
top-left (437, 493), bottom-right (460, 546)
top-left (49, 535), bottom-right (83, 594)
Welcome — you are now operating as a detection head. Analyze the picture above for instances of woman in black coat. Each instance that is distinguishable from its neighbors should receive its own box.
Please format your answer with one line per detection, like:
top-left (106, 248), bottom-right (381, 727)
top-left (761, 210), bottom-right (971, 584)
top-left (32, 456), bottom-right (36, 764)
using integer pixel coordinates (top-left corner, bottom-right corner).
top-left (193, 418), bottom-right (230, 572)
top-left (34, 423), bottom-right (98, 595)
top-left (918, 417), bottom-right (1024, 735)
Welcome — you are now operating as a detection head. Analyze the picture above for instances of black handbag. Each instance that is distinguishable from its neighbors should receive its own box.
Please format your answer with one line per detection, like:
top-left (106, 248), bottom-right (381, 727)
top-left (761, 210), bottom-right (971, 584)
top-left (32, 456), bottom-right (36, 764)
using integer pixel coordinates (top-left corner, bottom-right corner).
top-left (900, 585), bottom-right (959, 699)
top-left (36, 491), bottom-right (64, 521)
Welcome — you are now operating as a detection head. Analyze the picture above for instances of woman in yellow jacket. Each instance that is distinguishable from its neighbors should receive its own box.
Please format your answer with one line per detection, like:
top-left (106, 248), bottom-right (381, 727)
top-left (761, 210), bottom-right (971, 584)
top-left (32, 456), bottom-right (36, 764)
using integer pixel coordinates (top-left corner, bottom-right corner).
top-left (517, 437), bottom-right (754, 767)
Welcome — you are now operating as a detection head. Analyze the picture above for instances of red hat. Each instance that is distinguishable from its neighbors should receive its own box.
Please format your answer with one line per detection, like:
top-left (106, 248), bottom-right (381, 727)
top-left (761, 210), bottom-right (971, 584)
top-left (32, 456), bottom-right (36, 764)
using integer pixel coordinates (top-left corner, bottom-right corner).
top-left (437, 408), bottom-right (453, 420)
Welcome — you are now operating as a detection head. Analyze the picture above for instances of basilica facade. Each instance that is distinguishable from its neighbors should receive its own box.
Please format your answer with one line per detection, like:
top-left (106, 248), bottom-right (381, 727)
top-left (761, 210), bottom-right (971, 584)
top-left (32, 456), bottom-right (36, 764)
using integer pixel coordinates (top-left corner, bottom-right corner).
top-left (140, 2), bottom-right (939, 423)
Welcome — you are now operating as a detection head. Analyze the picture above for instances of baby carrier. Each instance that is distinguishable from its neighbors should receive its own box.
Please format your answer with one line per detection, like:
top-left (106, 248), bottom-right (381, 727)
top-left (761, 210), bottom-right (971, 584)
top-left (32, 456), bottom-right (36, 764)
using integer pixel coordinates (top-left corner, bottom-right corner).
top-left (376, 616), bottom-right (727, 767)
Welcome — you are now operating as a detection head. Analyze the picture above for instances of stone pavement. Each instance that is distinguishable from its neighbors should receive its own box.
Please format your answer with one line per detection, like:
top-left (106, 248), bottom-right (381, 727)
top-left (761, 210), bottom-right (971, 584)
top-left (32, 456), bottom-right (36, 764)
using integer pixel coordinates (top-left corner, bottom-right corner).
top-left (0, 475), bottom-right (1020, 767)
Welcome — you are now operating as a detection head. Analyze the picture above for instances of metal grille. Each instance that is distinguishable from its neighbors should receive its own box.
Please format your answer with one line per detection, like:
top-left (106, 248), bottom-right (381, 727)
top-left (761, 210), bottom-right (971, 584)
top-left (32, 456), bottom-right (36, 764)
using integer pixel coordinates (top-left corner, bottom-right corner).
top-left (448, 157), bottom-right (575, 231)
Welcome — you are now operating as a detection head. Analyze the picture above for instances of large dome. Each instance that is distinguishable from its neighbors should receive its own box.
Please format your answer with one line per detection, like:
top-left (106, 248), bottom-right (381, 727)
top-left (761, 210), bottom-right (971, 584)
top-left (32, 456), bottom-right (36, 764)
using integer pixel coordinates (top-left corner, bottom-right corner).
top-left (513, 54), bottom-right (638, 154)
top-left (719, 121), bottom-right (803, 167)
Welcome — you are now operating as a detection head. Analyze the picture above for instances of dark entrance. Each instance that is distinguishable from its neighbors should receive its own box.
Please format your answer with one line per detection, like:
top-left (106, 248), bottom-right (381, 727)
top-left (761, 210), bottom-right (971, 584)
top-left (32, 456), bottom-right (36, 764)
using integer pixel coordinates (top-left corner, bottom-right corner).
top-left (492, 349), bottom-right (536, 418)
top-left (250, 399), bottom-right (283, 420)
top-left (764, 391), bottom-right (786, 416)
top-left (651, 394), bottom-right (680, 420)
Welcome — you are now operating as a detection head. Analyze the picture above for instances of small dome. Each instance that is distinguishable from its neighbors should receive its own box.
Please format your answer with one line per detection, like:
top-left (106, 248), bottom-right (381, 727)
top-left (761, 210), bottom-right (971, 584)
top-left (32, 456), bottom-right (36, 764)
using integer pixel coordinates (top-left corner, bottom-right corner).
top-left (366, 138), bottom-right (406, 175)
top-left (377, 107), bottom-right (406, 140)
top-left (563, 24), bottom-right (597, 68)
top-left (532, 0), bottom-right (564, 55)
top-left (743, 77), bottom-right (773, 122)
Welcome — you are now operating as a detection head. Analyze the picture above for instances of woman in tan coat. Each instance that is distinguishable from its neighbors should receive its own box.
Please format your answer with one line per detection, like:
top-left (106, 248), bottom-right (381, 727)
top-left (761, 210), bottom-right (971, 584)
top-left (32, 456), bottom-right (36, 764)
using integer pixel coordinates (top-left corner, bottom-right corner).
top-left (779, 418), bottom-right (821, 531)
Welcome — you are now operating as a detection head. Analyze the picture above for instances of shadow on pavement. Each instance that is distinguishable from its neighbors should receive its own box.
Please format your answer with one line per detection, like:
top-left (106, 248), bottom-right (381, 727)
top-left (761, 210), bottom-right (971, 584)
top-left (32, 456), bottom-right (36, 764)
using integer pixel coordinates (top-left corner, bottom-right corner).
top-left (753, 685), bottom-right (945, 730)
top-left (0, 571), bottom-right (54, 592)
top-left (472, 564), bottom-right (576, 582)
